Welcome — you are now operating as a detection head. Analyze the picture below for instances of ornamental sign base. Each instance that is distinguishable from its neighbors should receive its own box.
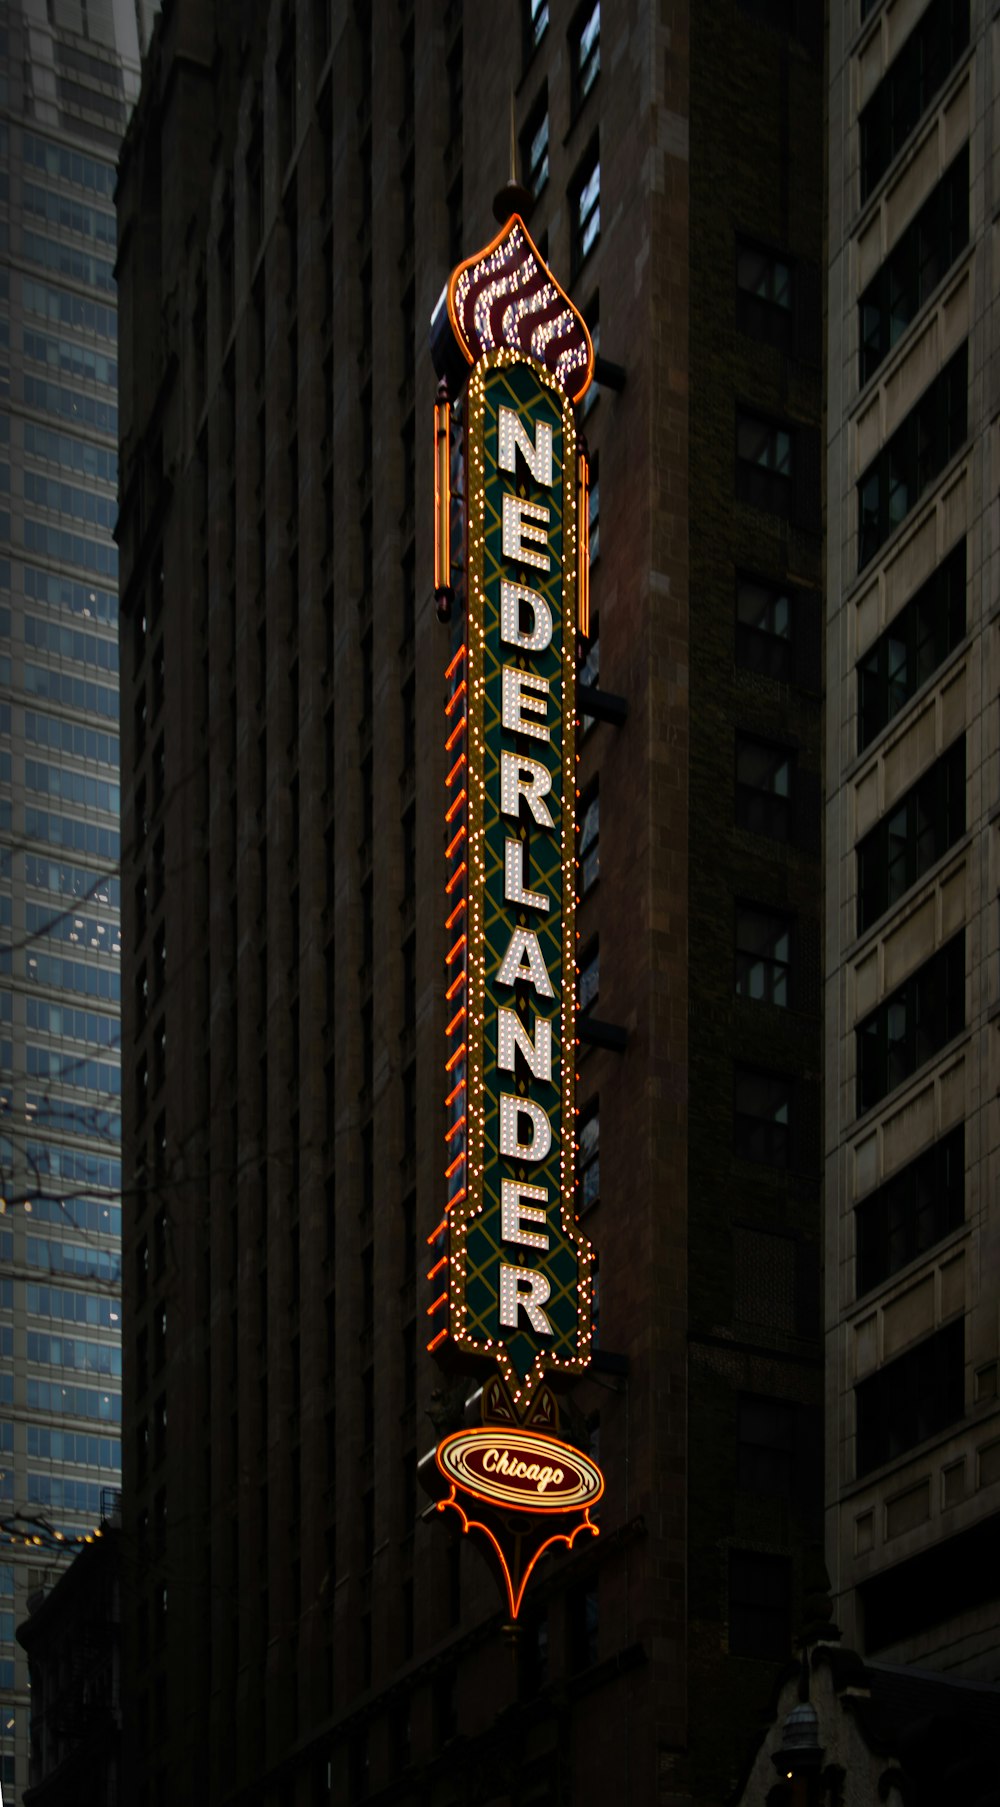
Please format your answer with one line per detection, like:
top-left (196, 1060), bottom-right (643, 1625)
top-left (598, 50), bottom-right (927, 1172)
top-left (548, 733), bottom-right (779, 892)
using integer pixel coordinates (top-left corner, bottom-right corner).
top-left (424, 1381), bottom-right (603, 1624)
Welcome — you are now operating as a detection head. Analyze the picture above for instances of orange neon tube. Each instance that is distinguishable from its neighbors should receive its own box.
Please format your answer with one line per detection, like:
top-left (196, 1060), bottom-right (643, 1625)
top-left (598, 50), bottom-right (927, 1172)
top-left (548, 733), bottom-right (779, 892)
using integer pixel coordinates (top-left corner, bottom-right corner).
top-left (445, 1006), bottom-right (466, 1038)
top-left (445, 644), bottom-right (466, 682)
top-left (427, 1328), bottom-right (448, 1353)
top-left (445, 861), bottom-right (466, 895)
top-left (445, 786), bottom-right (467, 824)
top-left (577, 450), bottom-right (590, 639)
top-left (434, 391), bottom-right (451, 599)
top-left (444, 1041), bottom-right (466, 1072)
top-left (444, 1113), bottom-right (466, 1143)
top-left (445, 933), bottom-right (466, 966)
top-left (444, 1151), bottom-right (465, 1181)
top-left (445, 715), bottom-right (466, 752)
top-left (445, 678), bottom-right (467, 716)
top-left (444, 899), bottom-right (466, 932)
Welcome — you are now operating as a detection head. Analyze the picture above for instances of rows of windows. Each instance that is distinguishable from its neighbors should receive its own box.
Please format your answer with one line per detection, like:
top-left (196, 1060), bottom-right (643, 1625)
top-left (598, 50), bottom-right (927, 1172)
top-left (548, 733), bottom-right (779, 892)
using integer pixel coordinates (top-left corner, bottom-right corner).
top-left (26, 1234), bottom-right (120, 1284)
top-left (859, 146), bottom-right (968, 385)
top-left (25, 1285), bottom-right (119, 1329)
top-left (22, 664), bottom-right (118, 721)
top-left (25, 998), bottom-right (119, 1046)
top-left (24, 613), bottom-right (119, 670)
top-left (26, 1426), bottom-right (120, 1469)
top-left (25, 758), bottom-right (120, 816)
top-left (25, 1195), bottom-right (121, 1238)
top-left (26, 901), bottom-right (121, 955)
top-left (24, 471), bottom-right (117, 535)
top-left (856, 931), bottom-right (964, 1114)
top-left (22, 562), bottom-right (119, 625)
top-left (23, 420), bottom-right (118, 485)
top-left (27, 1330), bottom-right (121, 1376)
top-left (22, 180), bottom-right (116, 249)
top-left (24, 711), bottom-right (119, 766)
top-left (22, 374), bottom-right (117, 437)
top-left (856, 737), bottom-right (965, 933)
top-left (23, 808), bottom-right (120, 861)
top-left (21, 230), bottom-right (115, 296)
top-left (22, 327), bottom-right (118, 392)
top-left (24, 858), bottom-right (120, 909)
top-left (26, 1044), bottom-right (121, 1096)
top-left (855, 1124), bottom-right (964, 1296)
top-left (857, 344), bottom-right (967, 568)
top-left (859, 0), bottom-right (969, 203)
top-left (27, 1473), bottom-right (107, 1514)
top-left (23, 517), bottom-right (119, 578)
top-left (24, 952), bottom-right (121, 1002)
top-left (22, 130), bottom-right (117, 200)
top-left (24, 1094), bottom-right (121, 1140)
top-left (22, 276), bottom-right (117, 345)
top-left (26, 1378), bottom-right (121, 1422)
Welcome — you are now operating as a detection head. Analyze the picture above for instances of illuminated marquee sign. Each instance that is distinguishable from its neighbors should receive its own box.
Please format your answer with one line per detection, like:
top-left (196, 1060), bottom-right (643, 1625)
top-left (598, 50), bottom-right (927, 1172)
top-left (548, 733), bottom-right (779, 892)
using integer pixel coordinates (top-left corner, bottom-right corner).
top-left (436, 1426), bottom-right (604, 1514)
top-left (429, 215), bottom-right (596, 1411)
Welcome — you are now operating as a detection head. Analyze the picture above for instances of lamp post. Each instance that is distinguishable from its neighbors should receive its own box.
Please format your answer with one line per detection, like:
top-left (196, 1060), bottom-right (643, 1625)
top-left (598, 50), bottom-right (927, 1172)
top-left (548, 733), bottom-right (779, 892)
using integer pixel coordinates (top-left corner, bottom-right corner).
top-left (771, 1699), bottom-right (824, 1807)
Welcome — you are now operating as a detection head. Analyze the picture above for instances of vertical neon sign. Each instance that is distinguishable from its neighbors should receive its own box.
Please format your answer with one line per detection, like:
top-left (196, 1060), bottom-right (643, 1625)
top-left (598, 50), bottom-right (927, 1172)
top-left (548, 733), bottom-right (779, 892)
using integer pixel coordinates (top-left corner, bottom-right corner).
top-left (430, 216), bottom-right (596, 1415)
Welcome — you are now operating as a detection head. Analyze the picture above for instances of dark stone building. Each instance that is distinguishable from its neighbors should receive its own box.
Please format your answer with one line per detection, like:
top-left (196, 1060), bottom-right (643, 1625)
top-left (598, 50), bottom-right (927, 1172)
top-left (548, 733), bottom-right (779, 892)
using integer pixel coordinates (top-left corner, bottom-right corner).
top-left (115, 2), bottom-right (824, 1802)
top-left (16, 1526), bottom-right (121, 1807)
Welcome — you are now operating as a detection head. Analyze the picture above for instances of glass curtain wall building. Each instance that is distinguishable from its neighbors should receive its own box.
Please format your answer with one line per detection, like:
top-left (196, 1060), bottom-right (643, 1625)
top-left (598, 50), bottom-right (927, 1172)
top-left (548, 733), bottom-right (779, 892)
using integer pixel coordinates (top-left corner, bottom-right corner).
top-left (0, 4), bottom-right (152, 1797)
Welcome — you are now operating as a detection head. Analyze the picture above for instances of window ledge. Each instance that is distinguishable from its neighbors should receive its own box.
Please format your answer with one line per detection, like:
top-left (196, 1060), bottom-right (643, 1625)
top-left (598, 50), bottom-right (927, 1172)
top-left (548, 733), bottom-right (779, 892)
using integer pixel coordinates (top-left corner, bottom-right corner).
top-left (852, 242), bottom-right (974, 420)
top-left (842, 630), bottom-right (970, 782)
top-left (850, 1027), bottom-right (971, 1135)
top-left (848, 45), bottom-right (974, 243)
top-left (845, 1220), bottom-right (969, 1319)
top-left (837, 1399), bottom-right (974, 1508)
top-left (845, 442), bottom-right (970, 606)
top-left (842, 829), bottom-right (971, 966)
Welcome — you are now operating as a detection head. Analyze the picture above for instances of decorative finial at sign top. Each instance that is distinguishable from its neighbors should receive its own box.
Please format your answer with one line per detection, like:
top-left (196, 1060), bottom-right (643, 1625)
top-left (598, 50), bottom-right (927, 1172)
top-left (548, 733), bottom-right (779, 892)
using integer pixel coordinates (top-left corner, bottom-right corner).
top-left (492, 85), bottom-right (533, 224)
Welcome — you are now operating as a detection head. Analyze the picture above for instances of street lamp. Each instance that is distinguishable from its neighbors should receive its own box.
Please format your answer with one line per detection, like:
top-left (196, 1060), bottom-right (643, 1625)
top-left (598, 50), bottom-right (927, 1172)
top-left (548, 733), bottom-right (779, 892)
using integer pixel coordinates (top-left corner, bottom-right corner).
top-left (771, 1699), bottom-right (823, 1803)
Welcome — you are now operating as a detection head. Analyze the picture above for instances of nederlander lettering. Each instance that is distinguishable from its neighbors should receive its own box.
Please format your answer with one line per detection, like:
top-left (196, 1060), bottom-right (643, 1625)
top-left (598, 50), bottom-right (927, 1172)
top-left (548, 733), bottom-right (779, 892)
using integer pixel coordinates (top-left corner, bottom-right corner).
top-left (493, 403), bottom-right (564, 1336)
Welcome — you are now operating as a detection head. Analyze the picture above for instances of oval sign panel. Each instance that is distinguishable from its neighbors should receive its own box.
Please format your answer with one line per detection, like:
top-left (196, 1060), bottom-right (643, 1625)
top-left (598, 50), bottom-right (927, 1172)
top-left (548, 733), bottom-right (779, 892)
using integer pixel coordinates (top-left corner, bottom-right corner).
top-left (436, 1427), bottom-right (604, 1514)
